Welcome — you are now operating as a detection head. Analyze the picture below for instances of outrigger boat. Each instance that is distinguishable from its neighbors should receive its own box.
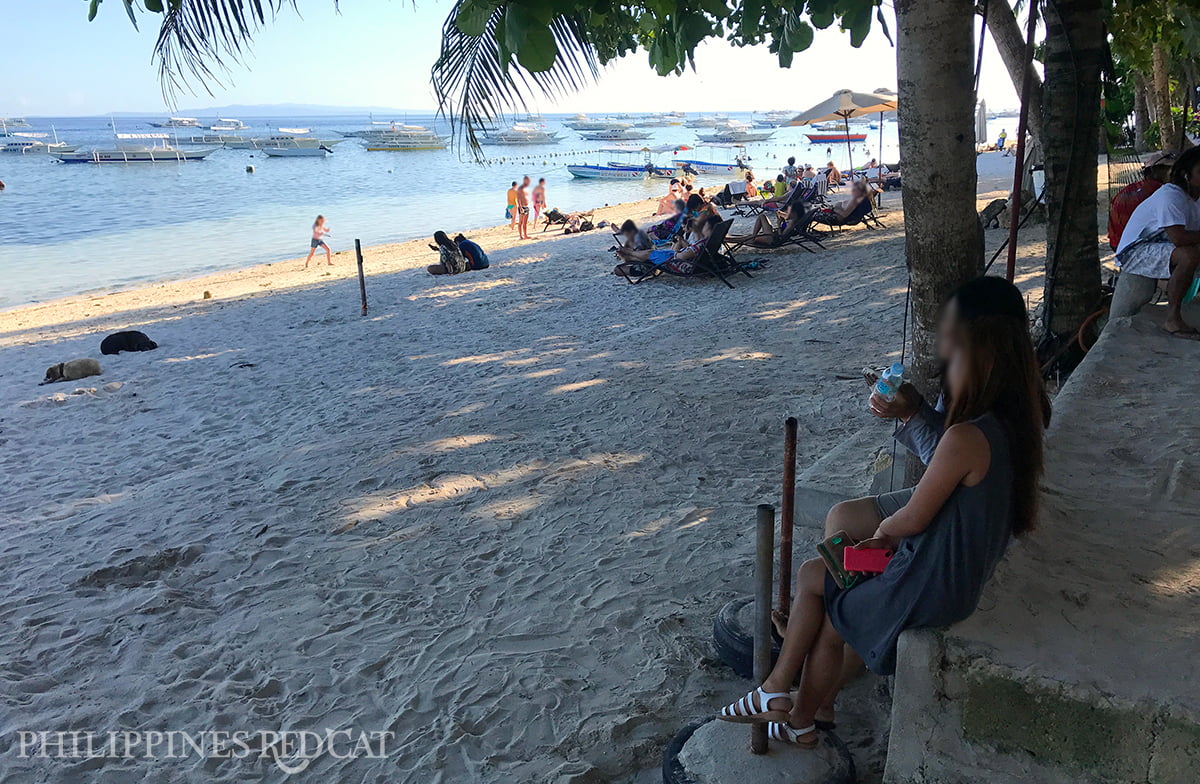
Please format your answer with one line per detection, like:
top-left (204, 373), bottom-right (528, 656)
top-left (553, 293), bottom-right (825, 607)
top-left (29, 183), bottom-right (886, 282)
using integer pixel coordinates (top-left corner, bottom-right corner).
top-left (567, 145), bottom-right (677, 179)
top-left (671, 143), bottom-right (752, 175)
top-left (261, 146), bottom-right (333, 157)
top-left (804, 132), bottom-right (868, 142)
top-left (224, 129), bottom-right (345, 150)
top-left (578, 128), bottom-right (653, 141)
top-left (51, 133), bottom-right (216, 163)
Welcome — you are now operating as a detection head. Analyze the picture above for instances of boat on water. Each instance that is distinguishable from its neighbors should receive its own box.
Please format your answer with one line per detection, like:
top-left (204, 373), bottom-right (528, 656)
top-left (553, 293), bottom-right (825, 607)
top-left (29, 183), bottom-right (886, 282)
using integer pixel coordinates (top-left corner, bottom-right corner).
top-left (261, 146), bottom-right (333, 157)
top-left (671, 144), bottom-right (751, 175)
top-left (578, 128), bottom-right (653, 141)
top-left (209, 118), bottom-right (250, 132)
top-left (0, 117), bottom-right (32, 128)
top-left (568, 144), bottom-right (677, 179)
top-left (635, 114), bottom-right (672, 127)
top-left (563, 114), bottom-right (629, 131)
top-left (1, 137), bottom-right (78, 154)
top-left (696, 121), bottom-right (774, 143)
top-left (752, 109), bottom-right (794, 128)
top-left (225, 129), bottom-right (345, 150)
top-left (804, 132), bottom-right (868, 142)
top-left (149, 117), bottom-right (203, 128)
top-left (359, 125), bottom-right (448, 150)
top-left (51, 134), bottom-right (217, 163)
top-left (810, 121), bottom-right (845, 132)
top-left (684, 114), bottom-right (730, 128)
top-left (185, 134), bottom-right (247, 145)
top-left (479, 124), bottom-right (560, 145)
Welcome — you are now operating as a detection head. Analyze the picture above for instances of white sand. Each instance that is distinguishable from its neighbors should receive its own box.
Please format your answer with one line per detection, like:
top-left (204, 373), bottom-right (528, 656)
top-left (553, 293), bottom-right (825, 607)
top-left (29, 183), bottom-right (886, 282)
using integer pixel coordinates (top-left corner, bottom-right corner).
top-left (0, 155), bottom-right (1053, 782)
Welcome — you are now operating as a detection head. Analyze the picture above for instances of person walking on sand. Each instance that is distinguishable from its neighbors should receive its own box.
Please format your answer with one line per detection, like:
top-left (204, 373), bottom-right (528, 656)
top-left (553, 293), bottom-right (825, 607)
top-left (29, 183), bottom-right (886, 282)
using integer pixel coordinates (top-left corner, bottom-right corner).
top-left (532, 178), bottom-right (547, 229)
top-left (306, 215), bottom-right (332, 267)
top-left (516, 176), bottom-right (532, 240)
top-left (506, 181), bottom-right (518, 230)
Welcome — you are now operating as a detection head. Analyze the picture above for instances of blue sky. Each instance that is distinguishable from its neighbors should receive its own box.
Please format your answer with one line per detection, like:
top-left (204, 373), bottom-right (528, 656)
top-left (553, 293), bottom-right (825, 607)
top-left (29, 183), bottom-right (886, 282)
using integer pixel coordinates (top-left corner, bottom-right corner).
top-left (2, 2), bottom-right (1019, 116)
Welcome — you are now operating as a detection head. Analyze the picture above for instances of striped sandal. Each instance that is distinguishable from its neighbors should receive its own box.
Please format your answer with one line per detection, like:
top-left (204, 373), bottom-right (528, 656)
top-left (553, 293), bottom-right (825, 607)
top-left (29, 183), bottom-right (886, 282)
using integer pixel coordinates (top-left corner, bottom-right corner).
top-left (717, 686), bottom-right (793, 724)
top-left (768, 722), bottom-right (819, 748)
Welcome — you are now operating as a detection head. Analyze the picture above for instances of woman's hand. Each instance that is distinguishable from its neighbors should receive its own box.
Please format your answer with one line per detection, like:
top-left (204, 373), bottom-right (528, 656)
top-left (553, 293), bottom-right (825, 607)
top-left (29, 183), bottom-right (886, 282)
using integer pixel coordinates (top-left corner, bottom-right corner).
top-left (868, 382), bottom-right (922, 422)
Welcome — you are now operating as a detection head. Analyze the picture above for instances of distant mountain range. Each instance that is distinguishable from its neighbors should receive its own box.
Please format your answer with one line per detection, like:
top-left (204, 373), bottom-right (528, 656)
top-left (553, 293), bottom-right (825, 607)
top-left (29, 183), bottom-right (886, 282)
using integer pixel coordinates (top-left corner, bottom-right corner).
top-left (108, 103), bottom-right (424, 118)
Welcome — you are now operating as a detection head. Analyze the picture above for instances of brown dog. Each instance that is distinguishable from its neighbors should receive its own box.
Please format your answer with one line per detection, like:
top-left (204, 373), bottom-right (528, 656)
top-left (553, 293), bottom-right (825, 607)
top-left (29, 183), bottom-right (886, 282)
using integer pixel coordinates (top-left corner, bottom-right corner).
top-left (42, 358), bottom-right (103, 385)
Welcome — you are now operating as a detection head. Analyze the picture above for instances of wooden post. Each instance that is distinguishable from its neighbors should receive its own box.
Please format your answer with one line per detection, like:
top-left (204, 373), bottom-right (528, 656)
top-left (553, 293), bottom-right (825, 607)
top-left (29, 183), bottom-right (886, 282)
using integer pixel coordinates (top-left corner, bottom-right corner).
top-left (752, 504), bottom-right (775, 755)
top-left (355, 239), bottom-right (368, 316)
top-left (778, 418), bottom-right (798, 614)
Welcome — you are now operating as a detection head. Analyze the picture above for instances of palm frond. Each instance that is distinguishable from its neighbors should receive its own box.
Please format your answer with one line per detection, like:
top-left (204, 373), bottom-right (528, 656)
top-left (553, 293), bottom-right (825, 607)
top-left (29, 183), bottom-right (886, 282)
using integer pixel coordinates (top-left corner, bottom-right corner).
top-left (153, 0), bottom-right (327, 101)
top-left (431, 2), bottom-right (600, 156)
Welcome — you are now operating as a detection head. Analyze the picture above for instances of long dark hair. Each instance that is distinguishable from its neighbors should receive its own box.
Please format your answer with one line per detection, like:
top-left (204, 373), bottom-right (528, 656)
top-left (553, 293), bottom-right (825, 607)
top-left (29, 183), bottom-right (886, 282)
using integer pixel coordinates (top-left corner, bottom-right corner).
top-left (1169, 147), bottom-right (1200, 192)
top-left (942, 277), bottom-right (1047, 536)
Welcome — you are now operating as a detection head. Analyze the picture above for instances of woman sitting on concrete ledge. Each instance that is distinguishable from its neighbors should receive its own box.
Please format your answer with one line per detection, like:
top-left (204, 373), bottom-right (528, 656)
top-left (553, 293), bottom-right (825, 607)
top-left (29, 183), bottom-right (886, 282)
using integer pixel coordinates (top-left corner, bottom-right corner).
top-left (714, 277), bottom-right (1048, 748)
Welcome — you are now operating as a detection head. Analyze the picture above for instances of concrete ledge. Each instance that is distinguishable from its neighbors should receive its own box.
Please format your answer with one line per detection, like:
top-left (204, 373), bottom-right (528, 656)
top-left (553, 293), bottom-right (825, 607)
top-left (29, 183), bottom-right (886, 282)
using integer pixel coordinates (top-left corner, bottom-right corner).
top-left (885, 311), bottom-right (1200, 784)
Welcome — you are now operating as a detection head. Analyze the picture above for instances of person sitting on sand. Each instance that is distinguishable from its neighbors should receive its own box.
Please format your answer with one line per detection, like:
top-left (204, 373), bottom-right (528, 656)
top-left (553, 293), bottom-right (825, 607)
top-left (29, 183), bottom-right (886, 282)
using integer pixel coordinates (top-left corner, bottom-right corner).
top-left (615, 219), bottom-right (653, 251)
top-left (614, 214), bottom-right (718, 277)
top-left (727, 203), bottom-right (807, 247)
top-left (714, 276), bottom-right (1047, 748)
top-left (427, 231), bottom-right (469, 275)
top-left (305, 215), bottom-right (333, 268)
top-left (1111, 146), bottom-right (1200, 336)
top-left (454, 234), bottom-right (490, 271)
top-left (810, 181), bottom-right (874, 227)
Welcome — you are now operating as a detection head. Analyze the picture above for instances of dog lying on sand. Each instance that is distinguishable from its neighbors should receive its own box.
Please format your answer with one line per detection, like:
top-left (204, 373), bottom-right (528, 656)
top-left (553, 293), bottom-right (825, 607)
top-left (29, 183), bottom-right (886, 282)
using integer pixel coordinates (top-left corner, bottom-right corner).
top-left (100, 330), bottom-right (157, 355)
top-left (42, 358), bottom-right (102, 385)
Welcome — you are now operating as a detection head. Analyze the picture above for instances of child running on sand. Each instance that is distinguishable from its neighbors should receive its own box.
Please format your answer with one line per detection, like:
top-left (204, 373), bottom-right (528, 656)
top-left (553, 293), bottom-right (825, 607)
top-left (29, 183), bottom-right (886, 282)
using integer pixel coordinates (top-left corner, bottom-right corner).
top-left (713, 277), bottom-right (1047, 748)
top-left (306, 215), bottom-right (332, 268)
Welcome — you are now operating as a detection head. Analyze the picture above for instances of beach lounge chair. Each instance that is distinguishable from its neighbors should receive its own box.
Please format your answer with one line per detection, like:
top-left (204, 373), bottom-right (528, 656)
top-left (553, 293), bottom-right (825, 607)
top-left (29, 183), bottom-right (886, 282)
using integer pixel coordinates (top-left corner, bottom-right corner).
top-left (541, 208), bottom-right (568, 232)
top-left (726, 208), bottom-right (824, 255)
top-left (809, 198), bottom-right (877, 235)
top-left (618, 220), bottom-right (749, 288)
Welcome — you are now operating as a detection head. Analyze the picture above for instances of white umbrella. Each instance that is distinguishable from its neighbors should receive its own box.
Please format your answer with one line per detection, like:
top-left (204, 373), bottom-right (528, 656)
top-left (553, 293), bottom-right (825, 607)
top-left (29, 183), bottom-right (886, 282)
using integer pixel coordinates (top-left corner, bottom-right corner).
top-left (789, 89), bottom-right (898, 173)
top-left (975, 99), bottom-right (988, 145)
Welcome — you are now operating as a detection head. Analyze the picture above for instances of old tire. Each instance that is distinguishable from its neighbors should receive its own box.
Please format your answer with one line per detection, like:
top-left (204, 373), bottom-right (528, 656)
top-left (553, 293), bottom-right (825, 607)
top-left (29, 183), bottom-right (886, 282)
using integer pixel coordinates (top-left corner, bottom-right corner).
top-left (713, 596), bottom-right (781, 679)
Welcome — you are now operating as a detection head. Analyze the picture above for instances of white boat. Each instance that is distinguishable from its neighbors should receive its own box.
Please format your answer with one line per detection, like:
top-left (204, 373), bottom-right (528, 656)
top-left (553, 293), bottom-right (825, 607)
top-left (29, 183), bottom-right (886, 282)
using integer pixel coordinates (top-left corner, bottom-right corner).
top-left (563, 114), bottom-right (629, 131)
top-left (696, 121), bottom-right (774, 143)
top-left (568, 145), bottom-right (676, 179)
top-left (1, 137), bottom-right (78, 154)
top-left (578, 128), bottom-right (653, 141)
top-left (260, 146), bottom-right (333, 157)
top-left (479, 124), bottom-right (560, 145)
top-left (357, 124), bottom-right (448, 149)
top-left (752, 110), bottom-right (794, 128)
top-left (149, 117), bottom-right (203, 128)
top-left (51, 134), bottom-right (217, 163)
top-left (684, 114), bottom-right (729, 128)
top-left (225, 130), bottom-right (345, 150)
top-left (635, 114), bottom-right (672, 127)
top-left (671, 144), bottom-right (752, 175)
top-left (209, 118), bottom-right (249, 132)
top-left (0, 117), bottom-right (32, 128)
top-left (185, 134), bottom-right (248, 144)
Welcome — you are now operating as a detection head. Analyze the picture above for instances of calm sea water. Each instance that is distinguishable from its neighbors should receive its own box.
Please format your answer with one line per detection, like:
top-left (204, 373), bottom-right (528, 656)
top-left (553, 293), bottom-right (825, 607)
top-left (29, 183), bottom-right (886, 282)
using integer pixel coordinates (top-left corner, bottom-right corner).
top-left (0, 112), bottom-right (934, 309)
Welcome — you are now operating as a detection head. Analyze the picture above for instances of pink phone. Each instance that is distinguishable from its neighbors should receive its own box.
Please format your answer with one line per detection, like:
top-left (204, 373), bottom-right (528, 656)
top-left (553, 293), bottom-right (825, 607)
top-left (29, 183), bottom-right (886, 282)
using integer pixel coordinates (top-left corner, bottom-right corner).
top-left (843, 546), bottom-right (894, 574)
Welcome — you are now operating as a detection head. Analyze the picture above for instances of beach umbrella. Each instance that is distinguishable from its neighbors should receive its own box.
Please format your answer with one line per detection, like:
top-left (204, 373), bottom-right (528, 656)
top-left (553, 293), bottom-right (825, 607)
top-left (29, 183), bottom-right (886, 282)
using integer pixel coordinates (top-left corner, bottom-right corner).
top-left (975, 98), bottom-right (989, 145)
top-left (789, 89), bottom-right (898, 173)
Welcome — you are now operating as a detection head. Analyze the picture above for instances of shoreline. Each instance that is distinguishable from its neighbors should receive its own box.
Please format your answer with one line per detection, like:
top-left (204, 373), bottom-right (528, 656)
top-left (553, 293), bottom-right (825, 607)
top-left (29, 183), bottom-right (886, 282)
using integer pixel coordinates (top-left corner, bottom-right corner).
top-left (0, 197), bottom-right (662, 339)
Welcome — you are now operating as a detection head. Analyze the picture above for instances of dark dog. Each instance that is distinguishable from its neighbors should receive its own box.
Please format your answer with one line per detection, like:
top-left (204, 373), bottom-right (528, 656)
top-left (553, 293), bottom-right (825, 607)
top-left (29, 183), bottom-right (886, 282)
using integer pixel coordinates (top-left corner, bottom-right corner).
top-left (979, 198), bottom-right (1008, 229)
top-left (100, 330), bottom-right (157, 355)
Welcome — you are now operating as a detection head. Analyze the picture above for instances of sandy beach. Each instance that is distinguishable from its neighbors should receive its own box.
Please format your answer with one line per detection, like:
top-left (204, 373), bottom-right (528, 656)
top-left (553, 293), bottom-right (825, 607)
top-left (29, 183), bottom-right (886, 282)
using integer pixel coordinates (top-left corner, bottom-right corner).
top-left (0, 154), bottom-right (1060, 782)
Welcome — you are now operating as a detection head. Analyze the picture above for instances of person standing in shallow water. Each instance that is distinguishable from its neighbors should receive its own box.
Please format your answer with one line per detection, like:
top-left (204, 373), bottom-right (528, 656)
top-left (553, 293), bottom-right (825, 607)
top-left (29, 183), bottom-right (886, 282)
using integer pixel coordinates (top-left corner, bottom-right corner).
top-left (305, 215), bottom-right (332, 268)
top-left (712, 276), bottom-right (1047, 749)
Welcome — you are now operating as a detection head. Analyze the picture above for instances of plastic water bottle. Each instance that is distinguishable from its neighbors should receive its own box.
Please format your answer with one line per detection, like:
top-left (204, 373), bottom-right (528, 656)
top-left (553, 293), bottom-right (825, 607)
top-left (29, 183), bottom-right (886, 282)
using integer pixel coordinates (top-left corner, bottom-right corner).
top-left (873, 362), bottom-right (907, 403)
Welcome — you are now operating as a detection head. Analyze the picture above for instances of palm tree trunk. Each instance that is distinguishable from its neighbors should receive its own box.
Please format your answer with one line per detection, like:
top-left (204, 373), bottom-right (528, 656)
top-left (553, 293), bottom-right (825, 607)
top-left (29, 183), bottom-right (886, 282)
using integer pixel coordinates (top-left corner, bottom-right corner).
top-left (1133, 72), bottom-right (1150, 152)
top-left (1042, 0), bottom-right (1104, 345)
top-left (982, 0), bottom-right (1044, 147)
top-left (894, 0), bottom-right (983, 408)
top-left (1152, 42), bottom-right (1177, 151)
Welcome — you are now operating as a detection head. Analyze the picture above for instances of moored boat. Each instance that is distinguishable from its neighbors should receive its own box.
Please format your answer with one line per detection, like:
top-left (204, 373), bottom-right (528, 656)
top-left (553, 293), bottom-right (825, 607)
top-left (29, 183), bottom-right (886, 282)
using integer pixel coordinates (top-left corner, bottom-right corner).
top-left (479, 124), bottom-right (560, 145)
top-left (149, 117), bottom-right (203, 128)
top-left (696, 121), bottom-right (774, 143)
top-left (225, 130), bottom-right (345, 150)
top-left (260, 146), bottom-right (333, 157)
top-left (578, 128), bottom-right (653, 141)
top-left (209, 118), bottom-right (249, 132)
top-left (804, 132), bottom-right (868, 142)
top-left (51, 134), bottom-right (217, 163)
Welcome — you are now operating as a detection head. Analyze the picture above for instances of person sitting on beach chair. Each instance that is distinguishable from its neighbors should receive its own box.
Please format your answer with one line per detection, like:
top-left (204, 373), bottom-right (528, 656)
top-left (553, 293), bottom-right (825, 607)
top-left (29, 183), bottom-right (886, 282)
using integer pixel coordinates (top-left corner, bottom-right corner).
top-left (614, 219), bottom-right (653, 252)
top-left (727, 203), bottom-right (809, 248)
top-left (657, 179), bottom-right (685, 215)
top-left (810, 182), bottom-right (875, 228)
top-left (613, 215), bottom-right (717, 277)
top-left (826, 161), bottom-right (842, 186)
top-left (712, 277), bottom-right (1048, 747)
top-left (686, 193), bottom-right (721, 223)
top-left (646, 200), bottom-right (688, 245)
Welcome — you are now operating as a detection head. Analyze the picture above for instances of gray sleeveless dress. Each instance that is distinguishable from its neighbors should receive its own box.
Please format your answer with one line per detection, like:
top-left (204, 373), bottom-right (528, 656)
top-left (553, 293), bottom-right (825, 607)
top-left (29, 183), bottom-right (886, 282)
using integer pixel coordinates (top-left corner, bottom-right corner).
top-left (825, 412), bottom-right (1014, 675)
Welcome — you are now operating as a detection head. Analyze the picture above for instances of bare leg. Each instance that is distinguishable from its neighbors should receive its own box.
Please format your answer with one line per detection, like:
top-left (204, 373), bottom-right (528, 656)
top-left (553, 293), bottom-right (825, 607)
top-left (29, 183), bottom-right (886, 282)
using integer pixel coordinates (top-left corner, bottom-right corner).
top-left (792, 618), bottom-right (846, 729)
top-left (304, 248), bottom-right (315, 268)
top-left (774, 498), bottom-right (881, 637)
top-left (760, 559), bottom-right (828, 702)
top-left (324, 245), bottom-right (333, 266)
top-left (816, 646), bottom-right (864, 723)
top-left (427, 263), bottom-right (448, 275)
top-left (616, 247), bottom-right (652, 262)
top-left (1165, 245), bottom-right (1200, 335)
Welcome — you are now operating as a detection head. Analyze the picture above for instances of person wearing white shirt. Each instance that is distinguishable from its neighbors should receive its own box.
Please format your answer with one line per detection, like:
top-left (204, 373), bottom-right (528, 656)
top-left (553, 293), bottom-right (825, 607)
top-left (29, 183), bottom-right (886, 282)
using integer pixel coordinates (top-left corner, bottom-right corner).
top-left (1111, 147), bottom-right (1200, 336)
